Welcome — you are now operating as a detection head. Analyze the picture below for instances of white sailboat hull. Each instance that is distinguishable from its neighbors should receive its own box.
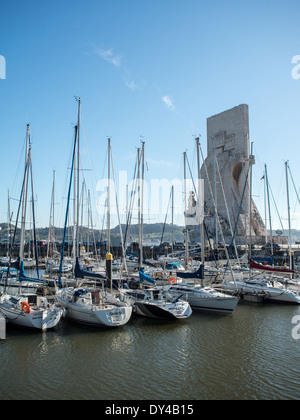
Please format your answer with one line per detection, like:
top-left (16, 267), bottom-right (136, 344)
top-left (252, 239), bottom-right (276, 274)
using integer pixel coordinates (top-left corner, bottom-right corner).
top-left (56, 289), bottom-right (132, 327)
top-left (185, 293), bottom-right (238, 314)
top-left (224, 280), bottom-right (300, 305)
top-left (0, 297), bottom-right (63, 330)
top-left (63, 303), bottom-right (132, 327)
top-left (169, 283), bottom-right (238, 314)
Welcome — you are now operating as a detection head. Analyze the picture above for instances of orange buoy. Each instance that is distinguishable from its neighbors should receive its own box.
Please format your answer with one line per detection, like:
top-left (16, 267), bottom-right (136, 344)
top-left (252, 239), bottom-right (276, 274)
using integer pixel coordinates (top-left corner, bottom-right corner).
top-left (21, 302), bottom-right (31, 314)
top-left (168, 277), bottom-right (176, 285)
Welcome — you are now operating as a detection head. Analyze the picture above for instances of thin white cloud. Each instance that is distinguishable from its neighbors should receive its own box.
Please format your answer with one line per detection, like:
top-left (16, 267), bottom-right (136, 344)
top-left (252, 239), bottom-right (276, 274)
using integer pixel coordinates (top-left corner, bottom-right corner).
top-left (162, 95), bottom-right (175, 111)
top-left (94, 47), bottom-right (122, 67)
top-left (123, 77), bottom-right (141, 91)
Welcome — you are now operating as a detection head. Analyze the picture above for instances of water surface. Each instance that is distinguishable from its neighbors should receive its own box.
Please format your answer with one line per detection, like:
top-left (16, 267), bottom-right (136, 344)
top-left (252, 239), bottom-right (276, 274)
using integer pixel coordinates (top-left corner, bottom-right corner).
top-left (1, 302), bottom-right (300, 400)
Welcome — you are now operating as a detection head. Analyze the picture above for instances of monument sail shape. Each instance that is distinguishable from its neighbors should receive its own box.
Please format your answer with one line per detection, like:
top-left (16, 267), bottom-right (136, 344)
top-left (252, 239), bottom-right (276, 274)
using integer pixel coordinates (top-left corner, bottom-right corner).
top-left (193, 104), bottom-right (265, 245)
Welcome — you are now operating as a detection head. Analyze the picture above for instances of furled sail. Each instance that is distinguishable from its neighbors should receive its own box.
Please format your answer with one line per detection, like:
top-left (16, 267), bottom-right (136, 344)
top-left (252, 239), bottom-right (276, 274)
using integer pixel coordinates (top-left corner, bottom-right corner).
top-left (176, 265), bottom-right (204, 280)
top-left (139, 267), bottom-right (155, 284)
top-left (74, 257), bottom-right (105, 280)
top-left (249, 259), bottom-right (294, 274)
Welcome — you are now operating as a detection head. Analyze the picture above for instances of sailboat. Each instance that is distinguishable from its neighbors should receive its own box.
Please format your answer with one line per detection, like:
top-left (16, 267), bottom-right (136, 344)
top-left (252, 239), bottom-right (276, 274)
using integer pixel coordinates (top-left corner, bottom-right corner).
top-left (56, 101), bottom-right (132, 327)
top-left (223, 276), bottom-right (300, 304)
top-left (118, 143), bottom-right (192, 320)
top-left (0, 292), bottom-right (63, 330)
top-left (166, 140), bottom-right (239, 314)
top-left (120, 267), bottom-right (192, 319)
top-left (167, 265), bottom-right (238, 314)
top-left (223, 160), bottom-right (300, 305)
top-left (0, 125), bottom-right (63, 330)
top-left (122, 287), bottom-right (192, 320)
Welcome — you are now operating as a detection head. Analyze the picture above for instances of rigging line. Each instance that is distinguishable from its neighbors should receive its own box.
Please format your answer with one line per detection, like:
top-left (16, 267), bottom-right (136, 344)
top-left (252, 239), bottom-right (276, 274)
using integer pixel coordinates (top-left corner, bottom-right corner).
top-left (123, 150), bottom-right (140, 247)
top-left (87, 189), bottom-right (100, 264)
top-left (267, 177), bottom-right (285, 232)
top-left (58, 125), bottom-right (78, 285)
top-left (226, 161), bottom-right (251, 270)
top-left (199, 142), bottom-right (236, 285)
top-left (29, 148), bottom-right (39, 279)
top-left (288, 164), bottom-right (300, 206)
top-left (5, 147), bottom-right (31, 291)
top-left (10, 132), bottom-right (29, 200)
top-left (185, 152), bottom-right (202, 245)
top-left (185, 154), bottom-right (197, 195)
top-left (110, 147), bottom-right (128, 275)
top-left (160, 188), bottom-right (172, 246)
top-left (215, 156), bottom-right (240, 265)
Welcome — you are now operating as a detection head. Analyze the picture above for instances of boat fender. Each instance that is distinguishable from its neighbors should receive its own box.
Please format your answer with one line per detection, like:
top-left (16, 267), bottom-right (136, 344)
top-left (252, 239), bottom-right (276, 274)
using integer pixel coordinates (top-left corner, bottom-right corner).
top-left (168, 277), bottom-right (176, 285)
top-left (21, 302), bottom-right (31, 314)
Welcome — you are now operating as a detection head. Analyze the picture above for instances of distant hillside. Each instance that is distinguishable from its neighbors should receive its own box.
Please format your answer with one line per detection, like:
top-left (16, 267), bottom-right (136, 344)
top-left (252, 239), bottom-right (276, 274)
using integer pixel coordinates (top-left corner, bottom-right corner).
top-left (0, 222), bottom-right (299, 245)
top-left (0, 222), bottom-right (186, 245)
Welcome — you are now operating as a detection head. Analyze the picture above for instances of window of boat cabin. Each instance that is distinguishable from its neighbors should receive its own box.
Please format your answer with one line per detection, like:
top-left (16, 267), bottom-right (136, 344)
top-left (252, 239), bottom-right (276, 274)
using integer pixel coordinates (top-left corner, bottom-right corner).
top-left (27, 295), bottom-right (37, 305)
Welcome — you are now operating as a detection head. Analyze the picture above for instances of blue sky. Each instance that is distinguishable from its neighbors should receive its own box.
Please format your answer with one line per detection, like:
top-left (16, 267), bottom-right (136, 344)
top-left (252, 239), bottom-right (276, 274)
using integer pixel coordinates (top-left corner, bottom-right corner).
top-left (0, 0), bottom-right (300, 231)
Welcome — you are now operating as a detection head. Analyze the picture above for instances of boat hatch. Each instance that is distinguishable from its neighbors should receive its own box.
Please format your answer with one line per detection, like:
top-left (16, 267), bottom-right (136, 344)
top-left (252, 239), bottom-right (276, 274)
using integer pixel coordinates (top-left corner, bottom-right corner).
top-left (9, 296), bottom-right (19, 305)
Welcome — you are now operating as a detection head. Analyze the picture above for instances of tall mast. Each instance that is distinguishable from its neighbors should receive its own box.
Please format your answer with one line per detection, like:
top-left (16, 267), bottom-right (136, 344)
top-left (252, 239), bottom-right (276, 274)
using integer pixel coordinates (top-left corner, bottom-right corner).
top-left (47, 169), bottom-right (56, 258)
top-left (285, 161), bottom-right (293, 271)
top-left (171, 184), bottom-right (174, 255)
top-left (264, 164), bottom-right (273, 255)
top-left (7, 189), bottom-right (10, 257)
top-left (137, 147), bottom-right (141, 269)
top-left (249, 142), bottom-right (254, 259)
top-left (196, 137), bottom-right (205, 265)
top-left (76, 97), bottom-right (81, 259)
top-left (212, 136), bottom-right (218, 248)
top-left (19, 124), bottom-right (30, 263)
top-left (59, 125), bottom-right (77, 284)
top-left (184, 151), bottom-right (189, 269)
top-left (264, 168), bottom-right (268, 244)
top-left (140, 141), bottom-right (145, 269)
top-left (107, 138), bottom-right (111, 254)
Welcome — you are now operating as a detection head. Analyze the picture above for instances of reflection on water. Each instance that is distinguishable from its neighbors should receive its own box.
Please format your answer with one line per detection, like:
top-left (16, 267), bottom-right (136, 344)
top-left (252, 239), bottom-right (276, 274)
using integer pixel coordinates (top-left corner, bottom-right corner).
top-left (1, 303), bottom-right (300, 400)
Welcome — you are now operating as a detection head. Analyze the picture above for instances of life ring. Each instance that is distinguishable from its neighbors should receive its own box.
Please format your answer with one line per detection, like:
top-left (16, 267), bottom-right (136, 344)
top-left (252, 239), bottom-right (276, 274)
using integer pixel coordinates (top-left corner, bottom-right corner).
top-left (21, 302), bottom-right (31, 314)
top-left (168, 277), bottom-right (176, 285)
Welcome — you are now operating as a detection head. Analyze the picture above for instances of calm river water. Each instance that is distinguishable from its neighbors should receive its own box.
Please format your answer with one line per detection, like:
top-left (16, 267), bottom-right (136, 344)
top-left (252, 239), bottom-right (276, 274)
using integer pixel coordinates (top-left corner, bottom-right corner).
top-left (1, 301), bottom-right (300, 400)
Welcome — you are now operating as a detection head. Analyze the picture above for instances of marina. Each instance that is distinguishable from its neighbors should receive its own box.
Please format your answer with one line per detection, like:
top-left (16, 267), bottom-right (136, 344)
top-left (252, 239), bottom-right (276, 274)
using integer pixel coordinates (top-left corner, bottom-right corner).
top-left (0, 101), bottom-right (299, 401)
top-left (1, 0), bottom-right (300, 403)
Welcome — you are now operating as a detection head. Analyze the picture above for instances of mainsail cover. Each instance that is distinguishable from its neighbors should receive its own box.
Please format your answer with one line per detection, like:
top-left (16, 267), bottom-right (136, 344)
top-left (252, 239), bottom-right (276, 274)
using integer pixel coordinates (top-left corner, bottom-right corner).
top-left (139, 267), bottom-right (155, 284)
top-left (252, 257), bottom-right (274, 265)
top-left (75, 257), bottom-right (105, 280)
top-left (249, 259), bottom-right (294, 274)
top-left (18, 261), bottom-right (46, 283)
top-left (176, 265), bottom-right (204, 280)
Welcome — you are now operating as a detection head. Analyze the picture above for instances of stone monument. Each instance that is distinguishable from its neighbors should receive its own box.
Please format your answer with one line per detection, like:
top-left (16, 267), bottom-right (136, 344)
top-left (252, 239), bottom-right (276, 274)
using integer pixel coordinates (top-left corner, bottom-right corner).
top-left (191, 104), bottom-right (265, 245)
